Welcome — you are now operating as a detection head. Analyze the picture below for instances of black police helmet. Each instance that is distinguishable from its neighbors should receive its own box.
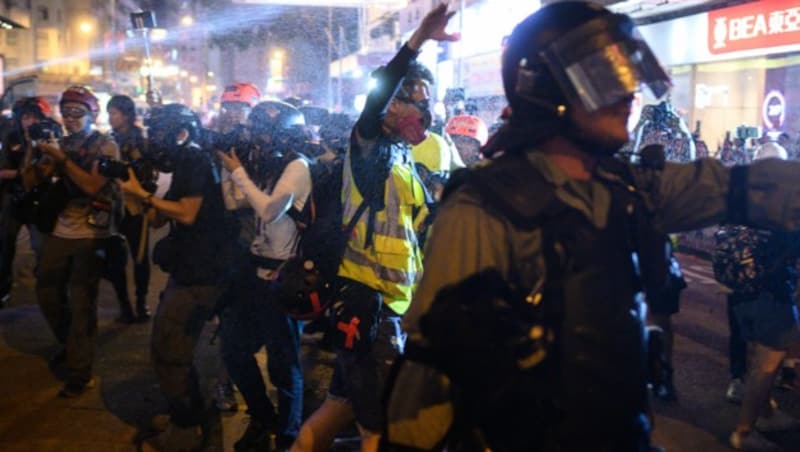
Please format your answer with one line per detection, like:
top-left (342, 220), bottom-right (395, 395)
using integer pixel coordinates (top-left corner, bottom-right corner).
top-left (502, 1), bottom-right (611, 119)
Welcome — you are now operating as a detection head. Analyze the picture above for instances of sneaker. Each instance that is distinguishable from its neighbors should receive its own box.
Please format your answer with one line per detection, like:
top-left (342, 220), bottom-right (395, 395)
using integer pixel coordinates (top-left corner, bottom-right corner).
top-left (214, 381), bottom-right (238, 412)
top-left (729, 430), bottom-right (778, 451)
top-left (726, 378), bottom-right (744, 404)
top-left (755, 409), bottom-right (800, 432)
top-left (147, 423), bottom-right (203, 452)
top-left (0, 292), bottom-right (10, 308)
top-left (58, 377), bottom-right (97, 398)
top-left (234, 417), bottom-right (275, 451)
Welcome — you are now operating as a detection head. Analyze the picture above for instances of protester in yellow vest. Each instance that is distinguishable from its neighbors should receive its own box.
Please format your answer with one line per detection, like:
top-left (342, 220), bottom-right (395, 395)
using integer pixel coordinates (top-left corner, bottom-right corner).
top-left (291, 5), bottom-right (458, 452)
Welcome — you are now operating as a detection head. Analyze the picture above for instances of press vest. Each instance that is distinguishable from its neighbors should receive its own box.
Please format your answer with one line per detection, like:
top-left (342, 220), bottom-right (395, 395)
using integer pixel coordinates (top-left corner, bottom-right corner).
top-left (338, 146), bottom-right (428, 315)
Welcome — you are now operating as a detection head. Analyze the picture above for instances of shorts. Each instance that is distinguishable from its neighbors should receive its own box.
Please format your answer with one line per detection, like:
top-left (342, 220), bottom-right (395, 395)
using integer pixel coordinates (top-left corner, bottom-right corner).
top-left (733, 292), bottom-right (800, 350)
top-left (328, 312), bottom-right (406, 432)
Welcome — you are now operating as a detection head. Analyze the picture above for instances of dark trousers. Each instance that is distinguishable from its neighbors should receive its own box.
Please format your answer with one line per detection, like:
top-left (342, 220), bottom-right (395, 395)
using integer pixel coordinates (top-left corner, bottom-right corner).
top-left (221, 262), bottom-right (304, 439)
top-left (104, 212), bottom-right (150, 306)
top-left (0, 194), bottom-right (42, 296)
top-left (727, 293), bottom-right (748, 379)
top-left (151, 278), bottom-right (219, 427)
top-left (35, 235), bottom-right (102, 386)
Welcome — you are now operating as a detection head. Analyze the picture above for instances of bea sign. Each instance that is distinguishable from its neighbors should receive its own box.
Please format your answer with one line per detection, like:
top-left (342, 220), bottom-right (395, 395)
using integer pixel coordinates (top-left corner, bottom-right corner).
top-left (709, 0), bottom-right (800, 55)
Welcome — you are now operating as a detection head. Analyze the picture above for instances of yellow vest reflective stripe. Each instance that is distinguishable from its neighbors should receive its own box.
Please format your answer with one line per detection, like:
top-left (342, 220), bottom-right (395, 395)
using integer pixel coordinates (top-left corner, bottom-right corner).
top-left (338, 149), bottom-right (427, 315)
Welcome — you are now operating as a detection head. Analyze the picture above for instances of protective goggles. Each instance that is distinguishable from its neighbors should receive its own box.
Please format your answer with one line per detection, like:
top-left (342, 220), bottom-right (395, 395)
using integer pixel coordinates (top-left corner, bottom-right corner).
top-left (61, 106), bottom-right (90, 119)
top-left (534, 13), bottom-right (671, 112)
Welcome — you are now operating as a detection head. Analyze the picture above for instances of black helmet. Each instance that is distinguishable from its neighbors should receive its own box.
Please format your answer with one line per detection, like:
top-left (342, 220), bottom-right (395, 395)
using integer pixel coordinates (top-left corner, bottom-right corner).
top-left (144, 103), bottom-right (200, 171)
top-left (248, 100), bottom-right (307, 143)
top-left (145, 103), bottom-right (200, 142)
top-left (503, 1), bottom-right (670, 120)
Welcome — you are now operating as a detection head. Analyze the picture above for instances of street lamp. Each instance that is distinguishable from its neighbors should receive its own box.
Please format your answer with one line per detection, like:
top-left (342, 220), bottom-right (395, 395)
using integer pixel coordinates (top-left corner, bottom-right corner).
top-left (79, 21), bottom-right (93, 34)
top-left (180, 15), bottom-right (194, 27)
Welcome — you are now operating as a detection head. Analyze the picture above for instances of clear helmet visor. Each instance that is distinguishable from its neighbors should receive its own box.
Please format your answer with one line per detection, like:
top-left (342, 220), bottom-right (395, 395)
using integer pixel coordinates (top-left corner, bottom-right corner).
top-left (543, 14), bottom-right (671, 112)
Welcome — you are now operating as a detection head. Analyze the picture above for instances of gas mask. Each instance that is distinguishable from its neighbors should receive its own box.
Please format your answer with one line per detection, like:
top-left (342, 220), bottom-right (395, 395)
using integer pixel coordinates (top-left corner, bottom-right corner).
top-left (394, 79), bottom-right (433, 146)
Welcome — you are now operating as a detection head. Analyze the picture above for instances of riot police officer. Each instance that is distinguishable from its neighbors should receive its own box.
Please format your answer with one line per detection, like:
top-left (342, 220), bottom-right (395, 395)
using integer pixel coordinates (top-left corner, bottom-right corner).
top-left (386, 2), bottom-right (800, 450)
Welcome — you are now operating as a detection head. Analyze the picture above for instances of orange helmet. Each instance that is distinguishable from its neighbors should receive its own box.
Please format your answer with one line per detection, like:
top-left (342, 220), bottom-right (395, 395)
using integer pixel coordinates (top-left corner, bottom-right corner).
top-left (13, 96), bottom-right (53, 119)
top-left (445, 115), bottom-right (489, 146)
top-left (221, 82), bottom-right (261, 107)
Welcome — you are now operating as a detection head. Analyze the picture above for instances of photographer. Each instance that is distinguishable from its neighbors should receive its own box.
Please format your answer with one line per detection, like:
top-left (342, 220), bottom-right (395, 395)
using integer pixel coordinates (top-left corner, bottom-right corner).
top-left (119, 104), bottom-right (232, 451)
top-left (218, 100), bottom-right (311, 451)
top-left (34, 86), bottom-right (120, 398)
top-left (106, 94), bottom-right (154, 323)
top-left (0, 97), bottom-right (54, 306)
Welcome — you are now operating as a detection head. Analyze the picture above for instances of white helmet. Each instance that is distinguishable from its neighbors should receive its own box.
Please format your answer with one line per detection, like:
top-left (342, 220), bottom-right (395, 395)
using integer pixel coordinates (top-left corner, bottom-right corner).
top-left (754, 142), bottom-right (787, 161)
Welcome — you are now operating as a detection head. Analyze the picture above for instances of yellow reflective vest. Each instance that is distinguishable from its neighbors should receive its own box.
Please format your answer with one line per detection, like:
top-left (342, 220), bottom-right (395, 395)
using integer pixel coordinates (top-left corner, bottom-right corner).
top-left (338, 148), bottom-right (428, 315)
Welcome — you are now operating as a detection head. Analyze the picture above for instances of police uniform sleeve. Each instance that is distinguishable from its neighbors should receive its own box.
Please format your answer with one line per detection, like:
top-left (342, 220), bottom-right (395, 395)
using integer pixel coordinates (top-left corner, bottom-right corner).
top-left (404, 188), bottom-right (513, 338)
top-left (658, 158), bottom-right (800, 232)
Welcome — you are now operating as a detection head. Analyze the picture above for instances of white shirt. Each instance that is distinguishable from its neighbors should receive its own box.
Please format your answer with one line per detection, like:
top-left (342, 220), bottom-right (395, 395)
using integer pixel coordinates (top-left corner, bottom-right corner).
top-left (224, 158), bottom-right (312, 261)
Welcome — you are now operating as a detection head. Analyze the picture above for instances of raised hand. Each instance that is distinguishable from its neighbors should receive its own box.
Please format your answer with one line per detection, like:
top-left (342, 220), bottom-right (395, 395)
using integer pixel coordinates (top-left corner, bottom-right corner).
top-left (408, 3), bottom-right (460, 51)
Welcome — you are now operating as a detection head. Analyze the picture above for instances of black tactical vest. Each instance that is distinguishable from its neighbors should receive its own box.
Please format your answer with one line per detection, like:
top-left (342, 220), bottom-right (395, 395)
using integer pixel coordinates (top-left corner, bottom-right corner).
top-left (440, 152), bottom-right (656, 451)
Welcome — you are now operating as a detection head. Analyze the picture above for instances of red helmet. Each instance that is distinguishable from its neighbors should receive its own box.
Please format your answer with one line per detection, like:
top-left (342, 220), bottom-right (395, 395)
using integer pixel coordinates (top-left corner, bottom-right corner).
top-left (13, 96), bottom-right (53, 119)
top-left (221, 82), bottom-right (261, 107)
top-left (446, 115), bottom-right (489, 146)
top-left (60, 85), bottom-right (100, 114)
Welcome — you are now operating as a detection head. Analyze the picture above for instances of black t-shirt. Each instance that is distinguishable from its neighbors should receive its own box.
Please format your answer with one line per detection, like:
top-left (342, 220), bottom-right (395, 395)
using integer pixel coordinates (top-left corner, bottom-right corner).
top-left (164, 144), bottom-right (232, 285)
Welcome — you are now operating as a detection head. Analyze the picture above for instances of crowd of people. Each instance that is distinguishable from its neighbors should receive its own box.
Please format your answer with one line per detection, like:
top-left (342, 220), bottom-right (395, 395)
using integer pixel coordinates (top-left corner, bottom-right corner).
top-left (1, 2), bottom-right (800, 452)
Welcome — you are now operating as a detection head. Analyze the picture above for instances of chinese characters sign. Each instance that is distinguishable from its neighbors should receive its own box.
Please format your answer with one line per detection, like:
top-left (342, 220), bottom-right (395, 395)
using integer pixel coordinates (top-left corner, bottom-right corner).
top-left (709, 0), bottom-right (800, 55)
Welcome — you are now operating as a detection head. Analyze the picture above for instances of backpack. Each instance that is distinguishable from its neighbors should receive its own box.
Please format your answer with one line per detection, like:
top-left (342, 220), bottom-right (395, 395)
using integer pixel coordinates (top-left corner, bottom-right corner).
top-left (712, 225), bottom-right (773, 294)
top-left (275, 154), bottom-right (368, 319)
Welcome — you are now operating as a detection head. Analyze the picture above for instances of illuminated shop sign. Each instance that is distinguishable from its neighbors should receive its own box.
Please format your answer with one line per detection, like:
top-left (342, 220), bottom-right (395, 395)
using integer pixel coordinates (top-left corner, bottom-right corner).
top-left (709, 0), bottom-right (800, 55)
top-left (762, 90), bottom-right (786, 130)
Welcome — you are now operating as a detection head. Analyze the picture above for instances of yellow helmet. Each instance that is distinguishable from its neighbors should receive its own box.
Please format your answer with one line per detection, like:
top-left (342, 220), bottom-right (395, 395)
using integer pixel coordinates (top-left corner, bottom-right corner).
top-left (411, 132), bottom-right (453, 173)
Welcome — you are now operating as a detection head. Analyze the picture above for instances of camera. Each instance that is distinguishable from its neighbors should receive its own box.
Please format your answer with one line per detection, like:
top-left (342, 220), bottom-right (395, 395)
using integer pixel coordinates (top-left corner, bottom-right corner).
top-left (97, 157), bottom-right (131, 180)
top-left (208, 125), bottom-right (251, 154)
top-left (29, 118), bottom-right (63, 142)
top-left (96, 157), bottom-right (158, 193)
